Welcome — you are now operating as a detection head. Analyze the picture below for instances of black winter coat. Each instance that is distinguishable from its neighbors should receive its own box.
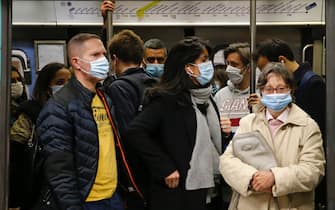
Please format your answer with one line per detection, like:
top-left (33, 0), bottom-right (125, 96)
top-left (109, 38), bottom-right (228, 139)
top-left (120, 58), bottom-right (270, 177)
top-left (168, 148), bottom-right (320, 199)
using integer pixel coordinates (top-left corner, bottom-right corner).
top-left (35, 77), bottom-right (139, 210)
top-left (127, 91), bottom-right (231, 210)
top-left (294, 63), bottom-right (327, 208)
top-left (293, 63), bottom-right (325, 136)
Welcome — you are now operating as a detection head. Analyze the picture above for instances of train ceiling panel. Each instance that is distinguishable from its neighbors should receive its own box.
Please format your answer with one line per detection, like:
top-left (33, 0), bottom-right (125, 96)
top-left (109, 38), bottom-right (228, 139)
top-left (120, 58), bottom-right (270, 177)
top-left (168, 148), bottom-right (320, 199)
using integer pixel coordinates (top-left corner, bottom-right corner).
top-left (13, 0), bottom-right (325, 26)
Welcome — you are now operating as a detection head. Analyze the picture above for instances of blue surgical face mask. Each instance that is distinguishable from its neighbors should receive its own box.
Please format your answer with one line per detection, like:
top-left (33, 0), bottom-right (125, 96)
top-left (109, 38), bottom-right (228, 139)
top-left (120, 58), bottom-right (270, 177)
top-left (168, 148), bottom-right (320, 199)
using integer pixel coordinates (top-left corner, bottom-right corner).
top-left (80, 56), bottom-right (110, 80)
top-left (194, 61), bottom-right (214, 86)
top-left (145, 63), bottom-right (164, 78)
top-left (261, 93), bottom-right (292, 112)
top-left (51, 85), bottom-right (64, 95)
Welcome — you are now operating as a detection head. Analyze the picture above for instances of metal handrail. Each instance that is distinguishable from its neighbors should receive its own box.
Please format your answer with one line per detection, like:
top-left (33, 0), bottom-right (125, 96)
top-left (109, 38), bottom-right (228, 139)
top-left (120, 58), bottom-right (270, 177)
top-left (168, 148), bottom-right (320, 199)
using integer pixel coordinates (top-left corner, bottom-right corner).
top-left (302, 44), bottom-right (313, 63)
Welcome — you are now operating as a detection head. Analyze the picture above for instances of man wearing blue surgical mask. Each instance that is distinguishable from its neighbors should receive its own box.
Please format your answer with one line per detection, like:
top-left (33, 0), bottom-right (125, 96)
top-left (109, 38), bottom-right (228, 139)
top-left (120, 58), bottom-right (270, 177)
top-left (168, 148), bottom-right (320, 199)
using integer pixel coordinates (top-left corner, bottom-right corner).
top-left (35, 33), bottom-right (128, 210)
top-left (142, 38), bottom-right (167, 78)
top-left (214, 43), bottom-right (252, 136)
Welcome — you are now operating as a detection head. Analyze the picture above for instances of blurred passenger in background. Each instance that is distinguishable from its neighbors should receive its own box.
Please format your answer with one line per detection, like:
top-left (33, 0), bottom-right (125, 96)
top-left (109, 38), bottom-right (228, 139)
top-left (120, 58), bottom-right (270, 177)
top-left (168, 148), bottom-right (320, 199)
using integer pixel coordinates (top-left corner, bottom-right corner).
top-left (101, 1), bottom-right (168, 80)
top-left (127, 37), bottom-right (229, 210)
top-left (9, 62), bottom-right (71, 210)
top-left (10, 66), bottom-right (28, 126)
top-left (143, 38), bottom-right (167, 78)
top-left (212, 48), bottom-right (229, 94)
top-left (214, 43), bottom-right (251, 136)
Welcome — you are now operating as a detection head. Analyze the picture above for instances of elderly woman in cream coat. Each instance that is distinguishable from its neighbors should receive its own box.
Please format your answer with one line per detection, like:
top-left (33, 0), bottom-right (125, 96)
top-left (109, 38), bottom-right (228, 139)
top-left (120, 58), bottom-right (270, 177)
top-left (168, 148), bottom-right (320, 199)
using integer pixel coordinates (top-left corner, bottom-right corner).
top-left (219, 63), bottom-right (325, 210)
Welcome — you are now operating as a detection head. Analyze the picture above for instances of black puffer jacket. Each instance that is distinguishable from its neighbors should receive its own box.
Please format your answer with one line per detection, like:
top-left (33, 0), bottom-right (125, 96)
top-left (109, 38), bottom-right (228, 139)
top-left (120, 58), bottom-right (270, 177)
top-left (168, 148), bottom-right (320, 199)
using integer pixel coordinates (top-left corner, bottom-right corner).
top-left (36, 77), bottom-right (140, 210)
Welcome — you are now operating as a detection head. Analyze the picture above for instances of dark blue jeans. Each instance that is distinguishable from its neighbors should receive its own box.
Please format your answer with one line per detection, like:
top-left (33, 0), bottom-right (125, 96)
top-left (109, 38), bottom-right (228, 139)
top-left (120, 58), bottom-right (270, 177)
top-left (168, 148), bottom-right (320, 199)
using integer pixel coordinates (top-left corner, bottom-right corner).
top-left (83, 193), bottom-right (124, 210)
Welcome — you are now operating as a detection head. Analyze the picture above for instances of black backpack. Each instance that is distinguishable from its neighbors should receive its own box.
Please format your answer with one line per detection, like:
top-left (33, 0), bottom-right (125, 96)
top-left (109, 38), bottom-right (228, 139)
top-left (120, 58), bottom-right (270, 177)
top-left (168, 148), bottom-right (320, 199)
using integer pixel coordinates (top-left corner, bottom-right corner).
top-left (117, 75), bottom-right (158, 113)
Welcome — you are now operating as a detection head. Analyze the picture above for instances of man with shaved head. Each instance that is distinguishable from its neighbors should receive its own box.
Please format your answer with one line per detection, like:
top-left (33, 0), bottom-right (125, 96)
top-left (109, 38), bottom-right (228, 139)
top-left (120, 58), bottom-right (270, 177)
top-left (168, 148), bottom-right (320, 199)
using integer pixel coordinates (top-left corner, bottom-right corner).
top-left (34, 33), bottom-right (131, 210)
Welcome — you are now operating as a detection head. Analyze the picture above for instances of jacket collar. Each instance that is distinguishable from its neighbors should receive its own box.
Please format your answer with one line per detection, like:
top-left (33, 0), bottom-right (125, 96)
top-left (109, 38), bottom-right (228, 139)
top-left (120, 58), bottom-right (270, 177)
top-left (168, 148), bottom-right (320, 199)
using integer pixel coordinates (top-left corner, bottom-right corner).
top-left (70, 76), bottom-right (96, 102)
top-left (120, 67), bottom-right (145, 76)
top-left (256, 104), bottom-right (309, 127)
top-left (227, 80), bottom-right (250, 94)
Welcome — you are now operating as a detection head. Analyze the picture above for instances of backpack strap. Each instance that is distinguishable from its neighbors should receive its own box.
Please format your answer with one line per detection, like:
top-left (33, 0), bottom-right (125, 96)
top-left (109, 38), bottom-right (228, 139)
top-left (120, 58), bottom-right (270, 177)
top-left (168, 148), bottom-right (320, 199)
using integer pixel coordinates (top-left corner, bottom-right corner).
top-left (299, 70), bottom-right (316, 89)
top-left (296, 70), bottom-right (316, 101)
top-left (116, 75), bottom-right (150, 112)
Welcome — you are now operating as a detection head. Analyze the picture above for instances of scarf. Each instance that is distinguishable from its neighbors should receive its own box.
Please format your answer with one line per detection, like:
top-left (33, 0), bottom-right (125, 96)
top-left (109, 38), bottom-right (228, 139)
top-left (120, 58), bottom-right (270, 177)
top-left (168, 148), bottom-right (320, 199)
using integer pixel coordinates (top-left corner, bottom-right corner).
top-left (186, 86), bottom-right (222, 190)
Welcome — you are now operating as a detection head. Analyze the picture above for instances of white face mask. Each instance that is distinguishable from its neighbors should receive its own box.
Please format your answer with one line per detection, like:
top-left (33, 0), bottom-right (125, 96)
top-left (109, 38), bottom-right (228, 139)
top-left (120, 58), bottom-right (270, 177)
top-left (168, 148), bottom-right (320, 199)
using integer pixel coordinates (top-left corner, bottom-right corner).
top-left (11, 82), bottom-right (24, 99)
top-left (226, 65), bottom-right (244, 85)
top-left (51, 85), bottom-right (64, 95)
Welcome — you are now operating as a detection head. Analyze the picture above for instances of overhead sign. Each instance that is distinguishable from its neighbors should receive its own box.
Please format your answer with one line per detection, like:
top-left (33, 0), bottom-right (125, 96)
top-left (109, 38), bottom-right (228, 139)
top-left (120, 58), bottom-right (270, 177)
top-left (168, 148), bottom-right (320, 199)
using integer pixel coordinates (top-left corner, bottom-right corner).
top-left (13, 0), bottom-right (325, 26)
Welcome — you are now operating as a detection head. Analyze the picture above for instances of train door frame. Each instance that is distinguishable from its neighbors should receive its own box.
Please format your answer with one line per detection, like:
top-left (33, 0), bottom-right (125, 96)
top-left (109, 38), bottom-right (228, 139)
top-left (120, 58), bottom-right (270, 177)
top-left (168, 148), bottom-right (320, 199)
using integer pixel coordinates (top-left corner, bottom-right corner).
top-left (326, 0), bottom-right (335, 208)
top-left (0, 0), bottom-right (12, 209)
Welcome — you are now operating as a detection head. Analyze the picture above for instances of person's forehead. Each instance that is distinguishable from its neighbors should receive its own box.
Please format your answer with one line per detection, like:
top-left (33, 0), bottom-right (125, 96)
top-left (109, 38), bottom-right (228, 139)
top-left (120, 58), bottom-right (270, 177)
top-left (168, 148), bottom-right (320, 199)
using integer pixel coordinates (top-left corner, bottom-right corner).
top-left (258, 55), bottom-right (269, 61)
top-left (82, 38), bottom-right (105, 52)
top-left (198, 49), bottom-right (209, 58)
top-left (54, 68), bottom-right (70, 77)
top-left (266, 73), bottom-right (286, 84)
top-left (226, 52), bottom-right (242, 63)
top-left (145, 48), bottom-right (166, 56)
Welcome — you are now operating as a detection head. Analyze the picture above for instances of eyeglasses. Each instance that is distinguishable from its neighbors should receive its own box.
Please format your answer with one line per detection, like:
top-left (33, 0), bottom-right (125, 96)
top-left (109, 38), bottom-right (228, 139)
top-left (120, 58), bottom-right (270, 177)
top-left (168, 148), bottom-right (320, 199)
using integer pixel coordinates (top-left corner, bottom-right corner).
top-left (146, 57), bottom-right (165, 64)
top-left (262, 86), bottom-right (289, 94)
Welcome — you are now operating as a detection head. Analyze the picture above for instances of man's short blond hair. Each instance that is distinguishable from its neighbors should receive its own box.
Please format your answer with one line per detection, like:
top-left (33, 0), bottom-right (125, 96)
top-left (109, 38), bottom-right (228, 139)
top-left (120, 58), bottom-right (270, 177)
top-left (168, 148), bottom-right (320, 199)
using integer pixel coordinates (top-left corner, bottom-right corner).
top-left (67, 33), bottom-right (101, 59)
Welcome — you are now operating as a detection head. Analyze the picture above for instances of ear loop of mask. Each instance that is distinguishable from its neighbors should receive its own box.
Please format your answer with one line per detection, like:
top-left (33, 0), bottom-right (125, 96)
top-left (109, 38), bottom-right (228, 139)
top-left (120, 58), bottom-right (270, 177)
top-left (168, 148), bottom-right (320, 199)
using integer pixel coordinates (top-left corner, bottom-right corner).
top-left (240, 64), bottom-right (249, 76)
top-left (76, 58), bottom-right (91, 74)
top-left (186, 66), bottom-right (195, 77)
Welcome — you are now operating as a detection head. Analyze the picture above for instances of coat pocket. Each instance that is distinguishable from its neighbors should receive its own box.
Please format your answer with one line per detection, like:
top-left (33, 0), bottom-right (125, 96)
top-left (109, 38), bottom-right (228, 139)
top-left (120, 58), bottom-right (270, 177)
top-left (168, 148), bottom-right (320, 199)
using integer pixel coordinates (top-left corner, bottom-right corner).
top-left (30, 188), bottom-right (58, 210)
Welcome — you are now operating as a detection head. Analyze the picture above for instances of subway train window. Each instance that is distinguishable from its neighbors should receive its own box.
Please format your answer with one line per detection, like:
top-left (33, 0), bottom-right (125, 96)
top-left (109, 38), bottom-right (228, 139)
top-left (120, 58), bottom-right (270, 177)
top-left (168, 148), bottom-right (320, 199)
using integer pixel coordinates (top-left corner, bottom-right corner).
top-left (1, 0), bottom-right (334, 210)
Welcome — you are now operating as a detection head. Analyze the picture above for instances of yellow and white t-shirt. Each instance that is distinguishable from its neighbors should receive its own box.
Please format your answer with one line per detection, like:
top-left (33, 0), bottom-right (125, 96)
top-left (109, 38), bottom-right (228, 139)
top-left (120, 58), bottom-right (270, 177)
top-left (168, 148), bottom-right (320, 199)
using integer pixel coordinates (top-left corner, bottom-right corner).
top-left (86, 94), bottom-right (117, 202)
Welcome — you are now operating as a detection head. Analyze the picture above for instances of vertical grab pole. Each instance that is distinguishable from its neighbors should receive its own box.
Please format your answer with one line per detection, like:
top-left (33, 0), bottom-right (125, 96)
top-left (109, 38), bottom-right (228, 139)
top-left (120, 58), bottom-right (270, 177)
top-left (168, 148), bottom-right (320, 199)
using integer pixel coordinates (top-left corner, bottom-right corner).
top-left (249, 0), bottom-right (257, 94)
top-left (106, 1), bottom-right (114, 62)
top-left (326, 0), bottom-right (335, 208)
top-left (106, 10), bottom-right (113, 50)
top-left (0, 0), bottom-right (11, 208)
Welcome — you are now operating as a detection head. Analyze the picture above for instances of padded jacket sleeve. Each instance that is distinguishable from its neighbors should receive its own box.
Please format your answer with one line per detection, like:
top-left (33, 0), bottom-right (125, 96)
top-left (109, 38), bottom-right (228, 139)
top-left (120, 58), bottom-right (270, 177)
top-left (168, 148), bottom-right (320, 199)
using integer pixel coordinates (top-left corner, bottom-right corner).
top-left (37, 100), bottom-right (83, 210)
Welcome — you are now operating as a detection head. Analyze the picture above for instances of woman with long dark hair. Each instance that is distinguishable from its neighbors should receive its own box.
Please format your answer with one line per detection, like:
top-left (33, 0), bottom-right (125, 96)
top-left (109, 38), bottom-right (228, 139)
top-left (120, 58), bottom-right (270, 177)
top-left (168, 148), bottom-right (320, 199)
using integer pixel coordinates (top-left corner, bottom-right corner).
top-left (127, 38), bottom-right (229, 210)
top-left (9, 62), bottom-right (71, 210)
